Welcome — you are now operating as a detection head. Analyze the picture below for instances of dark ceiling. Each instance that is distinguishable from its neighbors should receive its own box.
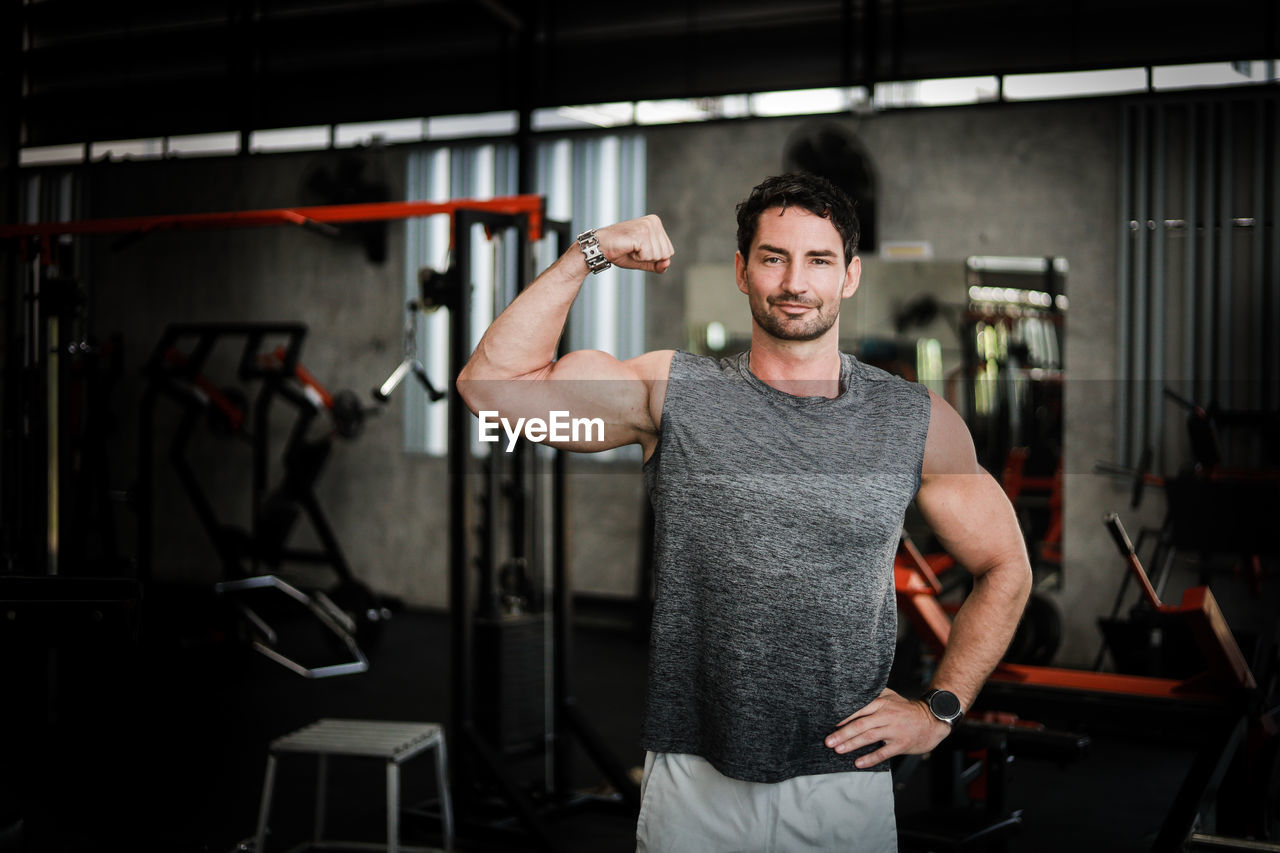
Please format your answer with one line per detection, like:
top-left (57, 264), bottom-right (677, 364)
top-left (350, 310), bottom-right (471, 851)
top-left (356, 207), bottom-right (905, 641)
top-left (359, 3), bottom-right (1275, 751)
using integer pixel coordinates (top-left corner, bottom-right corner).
top-left (8, 0), bottom-right (1280, 147)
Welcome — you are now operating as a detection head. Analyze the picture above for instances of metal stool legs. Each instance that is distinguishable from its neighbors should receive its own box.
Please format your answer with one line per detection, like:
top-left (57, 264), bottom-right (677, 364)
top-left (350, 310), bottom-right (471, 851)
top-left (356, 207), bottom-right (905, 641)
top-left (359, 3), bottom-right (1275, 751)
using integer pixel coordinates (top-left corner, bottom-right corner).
top-left (254, 754), bottom-right (277, 851)
top-left (252, 719), bottom-right (453, 853)
top-left (434, 737), bottom-right (454, 851)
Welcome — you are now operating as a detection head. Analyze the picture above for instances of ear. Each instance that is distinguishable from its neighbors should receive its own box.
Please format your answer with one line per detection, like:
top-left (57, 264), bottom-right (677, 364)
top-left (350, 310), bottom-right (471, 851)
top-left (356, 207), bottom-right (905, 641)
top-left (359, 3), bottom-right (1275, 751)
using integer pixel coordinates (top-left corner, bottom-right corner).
top-left (735, 251), bottom-right (749, 295)
top-left (842, 255), bottom-right (861, 299)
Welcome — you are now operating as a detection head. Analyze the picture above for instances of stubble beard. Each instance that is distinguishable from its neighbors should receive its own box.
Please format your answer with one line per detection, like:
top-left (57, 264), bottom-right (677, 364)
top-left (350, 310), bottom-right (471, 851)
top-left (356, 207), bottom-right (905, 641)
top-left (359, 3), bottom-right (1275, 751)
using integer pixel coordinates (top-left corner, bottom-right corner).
top-left (748, 281), bottom-right (841, 342)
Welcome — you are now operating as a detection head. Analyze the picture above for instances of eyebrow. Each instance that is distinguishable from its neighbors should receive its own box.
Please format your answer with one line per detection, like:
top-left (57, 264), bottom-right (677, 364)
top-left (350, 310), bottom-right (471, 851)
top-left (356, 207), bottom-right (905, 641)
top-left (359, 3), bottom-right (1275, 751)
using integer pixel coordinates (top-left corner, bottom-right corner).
top-left (756, 244), bottom-right (839, 259)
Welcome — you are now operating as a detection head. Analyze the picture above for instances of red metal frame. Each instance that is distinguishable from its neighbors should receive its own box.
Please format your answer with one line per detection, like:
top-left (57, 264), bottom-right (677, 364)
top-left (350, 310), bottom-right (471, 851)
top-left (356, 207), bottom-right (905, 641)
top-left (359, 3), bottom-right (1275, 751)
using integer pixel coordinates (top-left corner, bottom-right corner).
top-left (0, 195), bottom-right (547, 244)
top-left (893, 539), bottom-right (1255, 704)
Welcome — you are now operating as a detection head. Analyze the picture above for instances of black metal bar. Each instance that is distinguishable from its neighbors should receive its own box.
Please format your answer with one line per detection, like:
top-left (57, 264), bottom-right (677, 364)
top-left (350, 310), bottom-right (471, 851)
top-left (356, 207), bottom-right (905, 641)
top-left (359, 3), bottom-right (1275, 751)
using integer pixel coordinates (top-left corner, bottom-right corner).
top-left (135, 381), bottom-right (156, 583)
top-left (462, 724), bottom-right (559, 853)
top-left (560, 699), bottom-right (640, 810)
top-left (1134, 104), bottom-right (1150, 467)
top-left (1271, 96), bottom-right (1280, 414)
top-left (861, 0), bottom-right (879, 92)
top-left (1200, 101), bottom-right (1218, 408)
top-left (1151, 104), bottom-right (1167, 472)
top-left (449, 208), bottom-right (478, 809)
top-left (1217, 100), bottom-right (1234, 412)
top-left (294, 491), bottom-right (356, 584)
top-left (512, 218), bottom-right (530, 571)
top-left (985, 735), bottom-right (1011, 815)
top-left (1183, 102), bottom-right (1199, 411)
top-left (1117, 104), bottom-right (1134, 466)
top-left (550, 238), bottom-right (574, 801)
top-left (167, 406), bottom-right (243, 578)
top-left (481, 448), bottom-right (499, 618)
top-left (928, 745), bottom-right (964, 807)
top-left (840, 0), bottom-right (853, 88)
top-left (49, 279), bottom-right (75, 574)
top-left (1152, 718), bottom-right (1246, 851)
top-left (251, 346), bottom-right (277, 578)
top-left (1251, 99), bottom-right (1266, 421)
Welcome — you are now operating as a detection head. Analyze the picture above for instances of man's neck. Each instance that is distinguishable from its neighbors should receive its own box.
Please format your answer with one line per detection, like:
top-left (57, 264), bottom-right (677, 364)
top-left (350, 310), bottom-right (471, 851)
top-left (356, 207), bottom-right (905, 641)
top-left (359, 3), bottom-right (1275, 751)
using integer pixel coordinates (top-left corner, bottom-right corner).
top-left (746, 333), bottom-right (844, 398)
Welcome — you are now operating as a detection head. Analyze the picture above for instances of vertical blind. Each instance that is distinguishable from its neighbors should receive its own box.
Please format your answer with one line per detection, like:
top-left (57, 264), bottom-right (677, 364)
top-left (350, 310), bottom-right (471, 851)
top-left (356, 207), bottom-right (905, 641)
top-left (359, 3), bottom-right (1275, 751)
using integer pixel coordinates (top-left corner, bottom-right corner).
top-left (404, 136), bottom-right (647, 455)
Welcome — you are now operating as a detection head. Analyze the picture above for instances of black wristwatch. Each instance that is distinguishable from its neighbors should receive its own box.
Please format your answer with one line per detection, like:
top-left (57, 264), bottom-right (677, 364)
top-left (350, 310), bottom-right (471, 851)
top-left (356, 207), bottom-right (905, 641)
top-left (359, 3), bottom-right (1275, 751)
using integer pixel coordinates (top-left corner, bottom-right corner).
top-left (920, 688), bottom-right (963, 725)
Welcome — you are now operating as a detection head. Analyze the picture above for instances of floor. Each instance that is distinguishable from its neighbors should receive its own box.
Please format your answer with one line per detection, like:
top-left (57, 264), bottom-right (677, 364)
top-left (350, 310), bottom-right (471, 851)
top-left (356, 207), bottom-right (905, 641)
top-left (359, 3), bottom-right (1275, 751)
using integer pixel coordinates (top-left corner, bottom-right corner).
top-left (0, 585), bottom-right (1264, 853)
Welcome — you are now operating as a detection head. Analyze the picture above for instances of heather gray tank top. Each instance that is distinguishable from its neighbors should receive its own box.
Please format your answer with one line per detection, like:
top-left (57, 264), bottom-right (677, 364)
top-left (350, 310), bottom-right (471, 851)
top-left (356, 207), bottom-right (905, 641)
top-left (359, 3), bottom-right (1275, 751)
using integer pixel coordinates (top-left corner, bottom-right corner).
top-left (640, 349), bottom-right (931, 783)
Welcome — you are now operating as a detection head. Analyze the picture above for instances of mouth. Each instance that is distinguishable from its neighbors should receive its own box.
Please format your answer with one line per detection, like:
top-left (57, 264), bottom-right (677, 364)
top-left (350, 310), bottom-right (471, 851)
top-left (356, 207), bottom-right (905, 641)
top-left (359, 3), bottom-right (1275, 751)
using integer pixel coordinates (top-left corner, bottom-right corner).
top-left (772, 301), bottom-right (817, 316)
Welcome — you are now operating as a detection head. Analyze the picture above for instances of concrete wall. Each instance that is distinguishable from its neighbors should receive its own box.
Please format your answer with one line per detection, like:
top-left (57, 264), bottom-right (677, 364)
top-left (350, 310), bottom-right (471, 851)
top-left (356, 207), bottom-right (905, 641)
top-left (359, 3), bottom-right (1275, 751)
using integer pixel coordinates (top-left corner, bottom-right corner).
top-left (83, 96), bottom-right (1149, 664)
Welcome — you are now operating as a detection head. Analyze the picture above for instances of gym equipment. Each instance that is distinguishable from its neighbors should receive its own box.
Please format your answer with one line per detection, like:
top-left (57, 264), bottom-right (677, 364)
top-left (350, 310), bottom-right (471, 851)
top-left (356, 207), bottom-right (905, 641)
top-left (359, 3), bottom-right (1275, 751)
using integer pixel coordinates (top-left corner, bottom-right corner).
top-left (895, 710), bottom-right (1090, 852)
top-left (138, 322), bottom-right (388, 676)
top-left (431, 205), bottom-right (642, 853)
top-left (1093, 386), bottom-right (1279, 674)
top-left (896, 518), bottom-right (1278, 849)
top-left (959, 256), bottom-right (1066, 477)
top-left (1000, 446), bottom-right (1063, 573)
top-left (215, 574), bottom-right (368, 679)
top-left (1, 263), bottom-right (126, 578)
top-left (897, 531), bottom-right (1061, 667)
top-left (1103, 514), bottom-right (1255, 691)
top-left (893, 537), bottom-right (1088, 851)
top-left (1, 197), bottom-right (548, 584)
top-left (252, 718), bottom-right (453, 853)
top-left (372, 269), bottom-right (450, 404)
top-left (0, 197), bottom-right (547, 244)
top-left (5, 195), bottom-right (636, 851)
top-left (957, 257), bottom-right (1067, 588)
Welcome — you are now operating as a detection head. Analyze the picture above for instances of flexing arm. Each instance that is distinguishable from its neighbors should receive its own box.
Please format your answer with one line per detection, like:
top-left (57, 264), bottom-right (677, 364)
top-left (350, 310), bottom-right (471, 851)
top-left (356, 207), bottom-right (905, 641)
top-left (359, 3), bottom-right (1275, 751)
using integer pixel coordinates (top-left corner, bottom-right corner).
top-left (457, 215), bottom-right (676, 455)
top-left (826, 389), bottom-right (1032, 766)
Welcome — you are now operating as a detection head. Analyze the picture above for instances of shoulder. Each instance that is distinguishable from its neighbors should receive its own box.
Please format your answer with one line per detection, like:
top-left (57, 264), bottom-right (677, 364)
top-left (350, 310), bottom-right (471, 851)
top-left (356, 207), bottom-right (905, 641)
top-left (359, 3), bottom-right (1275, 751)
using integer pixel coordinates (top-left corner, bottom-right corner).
top-left (922, 389), bottom-right (980, 477)
top-left (622, 350), bottom-right (677, 441)
top-left (624, 348), bottom-right (677, 380)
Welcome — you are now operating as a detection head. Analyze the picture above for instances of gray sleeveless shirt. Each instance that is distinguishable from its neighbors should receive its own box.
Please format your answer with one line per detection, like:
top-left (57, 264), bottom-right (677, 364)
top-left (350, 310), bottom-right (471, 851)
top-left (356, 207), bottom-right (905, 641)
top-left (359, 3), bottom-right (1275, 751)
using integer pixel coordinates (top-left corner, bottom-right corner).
top-left (640, 349), bottom-right (931, 783)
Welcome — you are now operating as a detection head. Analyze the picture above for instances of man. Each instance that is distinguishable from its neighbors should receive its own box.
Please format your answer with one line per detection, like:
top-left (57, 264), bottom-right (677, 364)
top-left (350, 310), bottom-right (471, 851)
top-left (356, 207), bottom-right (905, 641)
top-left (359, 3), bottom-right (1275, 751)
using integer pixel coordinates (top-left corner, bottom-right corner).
top-left (458, 173), bottom-right (1032, 851)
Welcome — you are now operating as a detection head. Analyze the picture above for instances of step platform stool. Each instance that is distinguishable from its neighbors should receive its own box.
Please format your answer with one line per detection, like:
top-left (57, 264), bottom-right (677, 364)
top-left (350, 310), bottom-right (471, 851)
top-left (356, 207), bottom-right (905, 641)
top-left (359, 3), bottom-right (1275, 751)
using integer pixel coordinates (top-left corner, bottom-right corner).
top-left (254, 718), bottom-right (453, 852)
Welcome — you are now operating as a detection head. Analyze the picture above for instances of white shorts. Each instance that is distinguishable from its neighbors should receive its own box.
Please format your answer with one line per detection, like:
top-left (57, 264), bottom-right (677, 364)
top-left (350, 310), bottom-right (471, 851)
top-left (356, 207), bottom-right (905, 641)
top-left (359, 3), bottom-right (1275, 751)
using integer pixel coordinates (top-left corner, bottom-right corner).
top-left (636, 752), bottom-right (898, 853)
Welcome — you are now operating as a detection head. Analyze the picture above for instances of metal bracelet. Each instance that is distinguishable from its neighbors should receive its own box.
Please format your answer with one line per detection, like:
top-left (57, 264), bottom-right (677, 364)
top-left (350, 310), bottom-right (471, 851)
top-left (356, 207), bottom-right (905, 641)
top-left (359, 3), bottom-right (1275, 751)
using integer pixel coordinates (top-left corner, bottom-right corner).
top-left (576, 228), bottom-right (612, 275)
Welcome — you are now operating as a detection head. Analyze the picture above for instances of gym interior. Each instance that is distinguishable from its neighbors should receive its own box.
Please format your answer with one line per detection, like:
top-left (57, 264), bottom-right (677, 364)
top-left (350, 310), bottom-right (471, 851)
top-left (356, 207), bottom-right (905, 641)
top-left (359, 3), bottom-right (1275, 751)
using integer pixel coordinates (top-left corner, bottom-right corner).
top-left (2, 2), bottom-right (1278, 851)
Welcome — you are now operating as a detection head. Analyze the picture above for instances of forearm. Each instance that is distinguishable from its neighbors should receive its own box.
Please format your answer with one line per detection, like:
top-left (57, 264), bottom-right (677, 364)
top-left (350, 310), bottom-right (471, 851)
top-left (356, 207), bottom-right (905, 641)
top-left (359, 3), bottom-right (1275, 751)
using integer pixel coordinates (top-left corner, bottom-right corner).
top-left (931, 559), bottom-right (1031, 710)
top-left (461, 246), bottom-right (588, 389)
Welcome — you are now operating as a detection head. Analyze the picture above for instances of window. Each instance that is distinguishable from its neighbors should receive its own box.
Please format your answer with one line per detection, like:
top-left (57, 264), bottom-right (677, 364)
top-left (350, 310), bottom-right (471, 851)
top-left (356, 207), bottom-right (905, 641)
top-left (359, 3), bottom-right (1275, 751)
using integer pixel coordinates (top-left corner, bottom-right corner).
top-left (1003, 68), bottom-right (1147, 101)
top-left (403, 134), bottom-right (647, 457)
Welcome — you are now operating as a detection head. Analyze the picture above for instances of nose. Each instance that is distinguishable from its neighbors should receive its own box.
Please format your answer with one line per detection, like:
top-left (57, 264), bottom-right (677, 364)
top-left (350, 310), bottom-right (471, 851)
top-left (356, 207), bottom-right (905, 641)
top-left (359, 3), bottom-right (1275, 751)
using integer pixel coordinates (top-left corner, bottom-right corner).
top-left (778, 263), bottom-right (807, 297)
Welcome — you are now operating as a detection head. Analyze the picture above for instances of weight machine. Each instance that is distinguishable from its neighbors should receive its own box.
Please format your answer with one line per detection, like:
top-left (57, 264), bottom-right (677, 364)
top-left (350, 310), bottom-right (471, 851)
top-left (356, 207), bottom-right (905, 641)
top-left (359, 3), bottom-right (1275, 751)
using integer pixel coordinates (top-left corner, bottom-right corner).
top-left (137, 321), bottom-right (386, 677)
top-left (430, 205), bottom-right (642, 852)
top-left (1095, 386), bottom-right (1280, 609)
top-left (2, 197), bottom-right (639, 850)
top-left (895, 518), bottom-right (1278, 850)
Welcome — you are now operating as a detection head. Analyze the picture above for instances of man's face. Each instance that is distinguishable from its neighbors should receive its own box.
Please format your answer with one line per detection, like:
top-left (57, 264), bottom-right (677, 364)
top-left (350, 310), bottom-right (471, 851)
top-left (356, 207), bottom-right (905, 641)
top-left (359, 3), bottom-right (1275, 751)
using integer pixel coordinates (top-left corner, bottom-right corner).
top-left (735, 206), bottom-right (860, 342)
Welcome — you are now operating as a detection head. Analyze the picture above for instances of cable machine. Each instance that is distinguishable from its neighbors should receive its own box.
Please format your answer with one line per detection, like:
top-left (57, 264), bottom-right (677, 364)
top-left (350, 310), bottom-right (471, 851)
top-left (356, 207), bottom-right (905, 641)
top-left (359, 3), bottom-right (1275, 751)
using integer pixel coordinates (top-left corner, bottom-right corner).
top-left (0, 195), bottom-right (640, 850)
top-left (438, 206), bottom-right (640, 852)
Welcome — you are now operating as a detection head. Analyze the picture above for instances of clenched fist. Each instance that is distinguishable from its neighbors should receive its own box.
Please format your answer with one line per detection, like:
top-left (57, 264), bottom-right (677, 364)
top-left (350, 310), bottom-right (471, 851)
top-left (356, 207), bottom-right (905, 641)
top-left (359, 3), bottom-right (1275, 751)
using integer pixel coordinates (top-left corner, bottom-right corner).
top-left (595, 214), bottom-right (675, 274)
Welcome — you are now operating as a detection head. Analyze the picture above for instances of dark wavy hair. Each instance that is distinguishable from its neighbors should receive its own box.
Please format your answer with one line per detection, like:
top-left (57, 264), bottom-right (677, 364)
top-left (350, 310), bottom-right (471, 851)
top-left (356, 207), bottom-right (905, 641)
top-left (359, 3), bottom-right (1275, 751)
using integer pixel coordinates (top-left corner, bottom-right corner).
top-left (735, 172), bottom-right (860, 266)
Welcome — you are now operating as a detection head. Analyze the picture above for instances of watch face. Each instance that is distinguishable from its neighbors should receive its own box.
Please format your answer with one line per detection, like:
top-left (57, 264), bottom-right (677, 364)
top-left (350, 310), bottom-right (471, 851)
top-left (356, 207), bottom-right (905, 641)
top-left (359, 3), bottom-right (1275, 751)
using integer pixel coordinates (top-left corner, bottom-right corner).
top-left (930, 690), bottom-right (962, 719)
